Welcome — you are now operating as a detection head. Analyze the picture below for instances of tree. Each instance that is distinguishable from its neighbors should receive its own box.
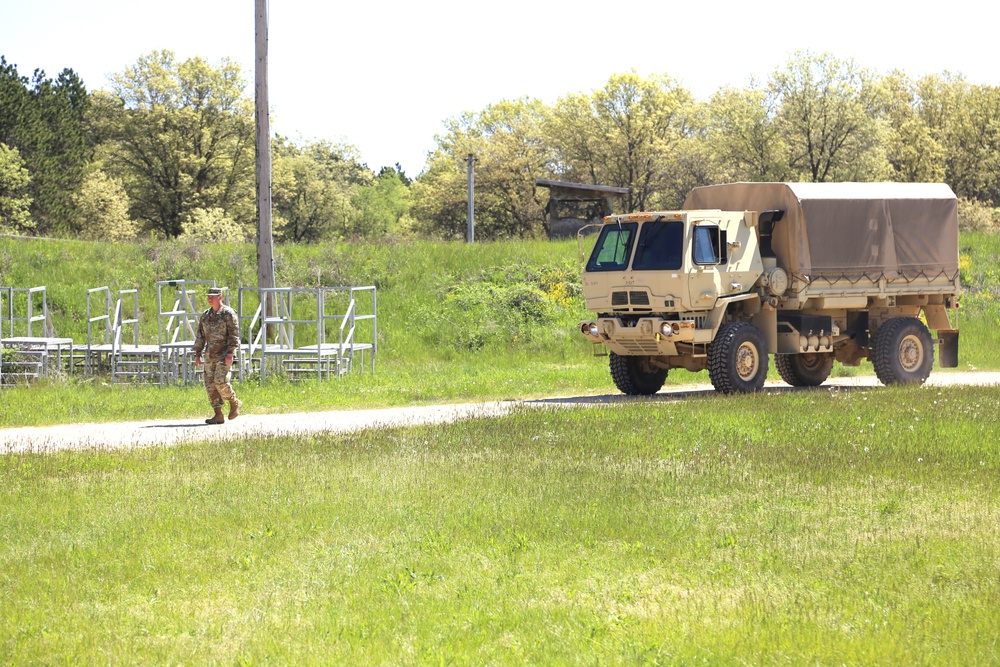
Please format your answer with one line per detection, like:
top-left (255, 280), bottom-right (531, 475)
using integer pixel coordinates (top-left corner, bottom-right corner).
top-left (708, 84), bottom-right (790, 182)
top-left (270, 137), bottom-right (372, 242)
top-left (414, 98), bottom-right (554, 239)
top-left (0, 57), bottom-right (90, 234)
top-left (925, 79), bottom-right (1000, 205)
top-left (96, 51), bottom-right (255, 238)
top-left (352, 168), bottom-right (412, 237)
top-left (380, 163), bottom-right (411, 187)
top-left (870, 71), bottom-right (945, 183)
top-left (548, 72), bottom-right (697, 211)
top-left (71, 169), bottom-right (138, 242)
top-left (0, 142), bottom-right (33, 235)
top-left (769, 52), bottom-right (891, 182)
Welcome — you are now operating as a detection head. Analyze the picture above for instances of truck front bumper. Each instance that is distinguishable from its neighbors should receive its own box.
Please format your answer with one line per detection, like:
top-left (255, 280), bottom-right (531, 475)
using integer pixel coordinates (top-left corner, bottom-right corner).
top-left (579, 317), bottom-right (698, 356)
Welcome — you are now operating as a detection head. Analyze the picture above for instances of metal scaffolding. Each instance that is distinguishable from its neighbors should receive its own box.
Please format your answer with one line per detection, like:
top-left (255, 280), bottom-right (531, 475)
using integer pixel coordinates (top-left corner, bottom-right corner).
top-left (0, 286), bottom-right (72, 383)
top-left (2, 281), bottom-right (376, 387)
top-left (238, 285), bottom-right (376, 382)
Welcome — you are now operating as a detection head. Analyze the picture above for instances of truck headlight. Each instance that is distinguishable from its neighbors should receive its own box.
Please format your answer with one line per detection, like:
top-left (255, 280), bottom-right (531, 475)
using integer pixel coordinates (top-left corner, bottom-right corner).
top-left (660, 322), bottom-right (673, 336)
top-left (581, 322), bottom-right (599, 336)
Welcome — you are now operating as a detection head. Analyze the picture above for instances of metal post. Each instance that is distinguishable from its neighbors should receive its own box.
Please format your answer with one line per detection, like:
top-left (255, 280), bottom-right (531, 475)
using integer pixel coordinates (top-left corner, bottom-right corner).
top-left (255, 0), bottom-right (276, 323)
top-left (466, 153), bottom-right (475, 243)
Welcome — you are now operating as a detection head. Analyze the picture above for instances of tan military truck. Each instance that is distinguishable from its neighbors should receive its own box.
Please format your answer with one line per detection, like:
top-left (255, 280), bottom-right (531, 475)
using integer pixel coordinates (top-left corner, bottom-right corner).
top-left (579, 182), bottom-right (961, 394)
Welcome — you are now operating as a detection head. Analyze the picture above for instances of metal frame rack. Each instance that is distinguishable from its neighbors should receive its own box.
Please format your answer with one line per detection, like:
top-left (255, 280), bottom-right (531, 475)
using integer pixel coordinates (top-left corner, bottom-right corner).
top-left (238, 285), bottom-right (376, 382)
top-left (156, 279), bottom-right (219, 385)
top-left (2, 280), bottom-right (375, 387)
top-left (0, 286), bottom-right (72, 383)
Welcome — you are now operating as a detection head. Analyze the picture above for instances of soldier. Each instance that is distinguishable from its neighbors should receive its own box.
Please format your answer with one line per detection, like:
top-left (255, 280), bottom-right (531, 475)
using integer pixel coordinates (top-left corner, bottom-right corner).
top-left (193, 287), bottom-right (242, 424)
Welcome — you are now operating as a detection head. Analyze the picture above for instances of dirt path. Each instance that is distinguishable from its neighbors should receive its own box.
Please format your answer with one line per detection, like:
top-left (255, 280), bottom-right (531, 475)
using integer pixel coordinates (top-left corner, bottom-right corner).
top-left (3, 372), bottom-right (999, 454)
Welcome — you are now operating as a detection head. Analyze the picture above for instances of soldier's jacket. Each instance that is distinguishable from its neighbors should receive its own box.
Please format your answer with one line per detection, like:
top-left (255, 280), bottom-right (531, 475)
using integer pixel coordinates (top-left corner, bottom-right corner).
top-left (193, 305), bottom-right (240, 361)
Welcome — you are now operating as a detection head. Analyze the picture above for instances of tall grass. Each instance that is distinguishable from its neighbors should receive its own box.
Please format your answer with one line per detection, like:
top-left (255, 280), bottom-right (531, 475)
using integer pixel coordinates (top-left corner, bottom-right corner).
top-left (2, 386), bottom-right (998, 664)
top-left (1, 232), bottom-right (999, 428)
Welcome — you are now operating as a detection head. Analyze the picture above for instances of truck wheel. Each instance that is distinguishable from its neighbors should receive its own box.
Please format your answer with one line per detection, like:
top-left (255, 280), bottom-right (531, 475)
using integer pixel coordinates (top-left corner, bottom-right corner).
top-left (776, 353), bottom-right (833, 387)
top-left (872, 317), bottom-right (934, 386)
top-left (709, 322), bottom-right (769, 394)
top-left (609, 352), bottom-right (668, 395)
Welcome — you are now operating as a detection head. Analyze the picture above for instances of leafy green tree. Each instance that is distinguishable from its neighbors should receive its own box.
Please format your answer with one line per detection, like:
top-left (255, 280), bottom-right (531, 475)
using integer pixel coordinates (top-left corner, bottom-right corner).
top-left (271, 137), bottom-right (372, 242)
top-left (380, 163), bottom-right (411, 186)
top-left (414, 98), bottom-right (554, 239)
top-left (352, 168), bottom-right (412, 237)
top-left (870, 71), bottom-right (945, 183)
top-left (708, 84), bottom-right (790, 182)
top-left (0, 142), bottom-right (34, 235)
top-left (0, 57), bottom-right (90, 234)
top-left (0, 58), bottom-right (31, 160)
top-left (769, 52), bottom-right (891, 182)
top-left (71, 169), bottom-right (138, 241)
top-left (548, 72), bottom-right (697, 211)
top-left (95, 51), bottom-right (255, 238)
top-left (926, 80), bottom-right (1000, 205)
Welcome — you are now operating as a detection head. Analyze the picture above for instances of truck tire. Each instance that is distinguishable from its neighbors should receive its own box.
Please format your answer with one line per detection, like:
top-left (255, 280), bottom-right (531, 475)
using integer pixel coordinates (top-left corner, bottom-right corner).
top-left (609, 352), bottom-right (668, 395)
top-left (708, 322), bottom-right (769, 394)
top-left (872, 317), bottom-right (934, 386)
top-left (776, 353), bottom-right (833, 387)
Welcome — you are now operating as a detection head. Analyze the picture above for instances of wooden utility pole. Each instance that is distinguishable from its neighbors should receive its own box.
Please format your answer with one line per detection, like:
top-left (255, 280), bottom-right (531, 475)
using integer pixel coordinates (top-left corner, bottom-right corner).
top-left (255, 0), bottom-right (276, 309)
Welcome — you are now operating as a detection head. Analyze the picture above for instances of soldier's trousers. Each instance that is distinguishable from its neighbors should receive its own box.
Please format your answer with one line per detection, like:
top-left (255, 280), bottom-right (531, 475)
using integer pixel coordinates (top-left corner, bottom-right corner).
top-left (203, 360), bottom-right (237, 408)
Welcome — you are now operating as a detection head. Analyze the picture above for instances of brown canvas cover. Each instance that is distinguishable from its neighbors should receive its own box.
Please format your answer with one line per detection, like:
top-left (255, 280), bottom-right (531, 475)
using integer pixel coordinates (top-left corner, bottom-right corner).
top-left (683, 182), bottom-right (959, 283)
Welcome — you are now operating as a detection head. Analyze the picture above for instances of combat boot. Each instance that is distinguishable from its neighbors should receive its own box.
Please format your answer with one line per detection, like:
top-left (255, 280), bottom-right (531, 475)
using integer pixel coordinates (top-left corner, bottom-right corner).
top-left (228, 398), bottom-right (242, 420)
top-left (206, 407), bottom-right (225, 425)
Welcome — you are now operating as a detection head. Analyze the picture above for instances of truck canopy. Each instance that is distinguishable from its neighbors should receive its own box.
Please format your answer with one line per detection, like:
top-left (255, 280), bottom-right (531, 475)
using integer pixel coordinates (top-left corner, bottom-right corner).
top-left (683, 182), bottom-right (959, 283)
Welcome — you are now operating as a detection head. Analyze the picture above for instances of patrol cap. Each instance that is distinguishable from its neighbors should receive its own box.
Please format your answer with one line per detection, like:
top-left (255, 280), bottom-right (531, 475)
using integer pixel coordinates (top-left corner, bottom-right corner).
top-left (207, 287), bottom-right (224, 296)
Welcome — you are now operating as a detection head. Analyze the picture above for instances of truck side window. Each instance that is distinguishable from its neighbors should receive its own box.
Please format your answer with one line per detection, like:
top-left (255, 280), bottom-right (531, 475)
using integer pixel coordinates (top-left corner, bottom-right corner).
top-left (693, 226), bottom-right (725, 265)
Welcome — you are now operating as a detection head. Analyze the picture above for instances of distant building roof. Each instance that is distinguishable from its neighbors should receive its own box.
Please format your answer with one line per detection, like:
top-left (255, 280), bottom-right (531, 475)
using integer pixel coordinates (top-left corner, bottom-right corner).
top-left (535, 179), bottom-right (629, 196)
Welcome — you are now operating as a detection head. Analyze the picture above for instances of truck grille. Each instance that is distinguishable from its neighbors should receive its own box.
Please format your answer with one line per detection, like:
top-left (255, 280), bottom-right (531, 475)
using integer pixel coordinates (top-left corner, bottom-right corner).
top-left (618, 339), bottom-right (661, 354)
top-left (611, 291), bottom-right (651, 307)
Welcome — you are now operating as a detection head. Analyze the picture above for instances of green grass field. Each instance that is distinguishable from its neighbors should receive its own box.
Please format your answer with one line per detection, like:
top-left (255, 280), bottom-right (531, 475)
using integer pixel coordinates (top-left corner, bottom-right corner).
top-left (2, 387), bottom-right (999, 664)
top-left (2, 234), bottom-right (1000, 664)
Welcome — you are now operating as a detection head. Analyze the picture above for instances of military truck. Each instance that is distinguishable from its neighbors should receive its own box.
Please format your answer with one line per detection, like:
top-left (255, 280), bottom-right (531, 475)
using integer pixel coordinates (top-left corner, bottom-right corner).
top-left (579, 182), bottom-right (961, 394)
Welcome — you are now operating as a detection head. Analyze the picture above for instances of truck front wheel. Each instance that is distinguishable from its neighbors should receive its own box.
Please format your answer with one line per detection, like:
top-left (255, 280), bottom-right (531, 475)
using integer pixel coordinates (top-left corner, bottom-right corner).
top-left (708, 322), bottom-right (769, 394)
top-left (609, 352), bottom-right (668, 395)
top-left (776, 353), bottom-right (833, 387)
top-left (872, 317), bottom-right (934, 386)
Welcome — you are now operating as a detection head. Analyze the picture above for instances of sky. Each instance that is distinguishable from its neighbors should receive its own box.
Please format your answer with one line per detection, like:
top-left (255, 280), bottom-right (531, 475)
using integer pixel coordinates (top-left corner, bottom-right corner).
top-left (2, 0), bottom-right (999, 177)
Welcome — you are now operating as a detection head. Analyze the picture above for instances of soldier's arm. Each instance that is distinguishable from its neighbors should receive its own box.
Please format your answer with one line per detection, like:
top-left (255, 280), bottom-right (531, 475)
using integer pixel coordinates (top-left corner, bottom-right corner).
top-left (225, 310), bottom-right (240, 358)
top-left (193, 315), bottom-right (205, 357)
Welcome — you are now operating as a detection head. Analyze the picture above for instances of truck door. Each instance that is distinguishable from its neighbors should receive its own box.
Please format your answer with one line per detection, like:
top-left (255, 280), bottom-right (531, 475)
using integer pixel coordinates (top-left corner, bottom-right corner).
top-left (687, 221), bottom-right (727, 310)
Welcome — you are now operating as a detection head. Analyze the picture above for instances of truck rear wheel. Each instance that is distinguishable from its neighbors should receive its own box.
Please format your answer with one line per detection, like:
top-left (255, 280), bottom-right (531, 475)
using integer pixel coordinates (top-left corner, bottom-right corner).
top-left (776, 353), bottom-right (833, 387)
top-left (609, 352), bottom-right (668, 395)
top-left (873, 317), bottom-right (934, 386)
top-left (708, 322), bottom-right (769, 394)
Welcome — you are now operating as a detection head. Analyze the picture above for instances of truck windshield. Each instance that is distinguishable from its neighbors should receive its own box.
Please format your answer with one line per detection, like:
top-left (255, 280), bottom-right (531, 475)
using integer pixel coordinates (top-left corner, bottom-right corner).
top-left (632, 221), bottom-right (684, 270)
top-left (586, 222), bottom-right (638, 272)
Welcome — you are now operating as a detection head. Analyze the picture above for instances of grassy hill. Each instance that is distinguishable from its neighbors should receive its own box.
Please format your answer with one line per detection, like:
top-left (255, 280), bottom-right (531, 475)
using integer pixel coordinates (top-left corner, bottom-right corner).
top-left (1, 232), bottom-right (998, 427)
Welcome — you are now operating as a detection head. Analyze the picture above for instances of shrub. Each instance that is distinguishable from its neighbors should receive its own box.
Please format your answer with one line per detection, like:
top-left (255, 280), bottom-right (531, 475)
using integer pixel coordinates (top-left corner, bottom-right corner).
top-left (73, 170), bottom-right (139, 242)
top-left (958, 197), bottom-right (999, 233)
top-left (180, 208), bottom-right (247, 243)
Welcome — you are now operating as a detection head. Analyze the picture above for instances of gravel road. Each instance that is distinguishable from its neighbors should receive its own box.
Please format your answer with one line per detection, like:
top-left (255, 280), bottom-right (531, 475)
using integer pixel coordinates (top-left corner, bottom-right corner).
top-left (3, 371), bottom-right (999, 454)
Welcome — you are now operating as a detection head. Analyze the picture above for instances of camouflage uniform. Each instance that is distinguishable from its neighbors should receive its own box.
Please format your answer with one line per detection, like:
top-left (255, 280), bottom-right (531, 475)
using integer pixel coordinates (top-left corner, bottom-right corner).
top-left (193, 302), bottom-right (240, 409)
